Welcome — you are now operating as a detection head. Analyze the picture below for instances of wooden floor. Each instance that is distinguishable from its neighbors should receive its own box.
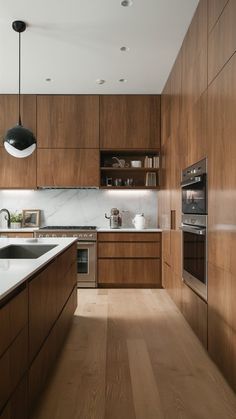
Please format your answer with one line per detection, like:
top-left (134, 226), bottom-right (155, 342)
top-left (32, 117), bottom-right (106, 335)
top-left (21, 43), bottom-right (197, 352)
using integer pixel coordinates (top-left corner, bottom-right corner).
top-left (32, 289), bottom-right (236, 419)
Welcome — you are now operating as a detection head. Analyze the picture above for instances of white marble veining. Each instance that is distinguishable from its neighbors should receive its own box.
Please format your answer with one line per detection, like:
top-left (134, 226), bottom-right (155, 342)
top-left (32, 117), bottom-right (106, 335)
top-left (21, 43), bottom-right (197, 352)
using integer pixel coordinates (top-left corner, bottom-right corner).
top-left (0, 237), bottom-right (76, 301)
top-left (0, 189), bottom-right (158, 229)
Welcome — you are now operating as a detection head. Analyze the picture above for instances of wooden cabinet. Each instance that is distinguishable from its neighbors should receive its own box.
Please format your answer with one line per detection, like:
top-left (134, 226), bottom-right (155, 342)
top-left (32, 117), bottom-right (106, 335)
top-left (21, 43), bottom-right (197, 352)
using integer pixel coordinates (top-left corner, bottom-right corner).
top-left (0, 376), bottom-right (28, 419)
top-left (0, 287), bottom-right (28, 413)
top-left (0, 95), bottom-right (36, 140)
top-left (0, 243), bottom-right (77, 417)
top-left (100, 95), bottom-right (160, 149)
top-left (208, 0), bottom-right (236, 84)
top-left (0, 148), bottom-right (36, 189)
top-left (182, 282), bottom-right (208, 348)
top-left (36, 95), bottom-right (99, 148)
top-left (0, 95), bottom-right (37, 189)
top-left (29, 244), bottom-right (77, 361)
top-left (98, 232), bottom-right (161, 287)
top-left (0, 233), bottom-right (34, 239)
top-left (29, 287), bottom-right (77, 412)
top-left (208, 0), bottom-right (228, 32)
top-left (37, 149), bottom-right (99, 187)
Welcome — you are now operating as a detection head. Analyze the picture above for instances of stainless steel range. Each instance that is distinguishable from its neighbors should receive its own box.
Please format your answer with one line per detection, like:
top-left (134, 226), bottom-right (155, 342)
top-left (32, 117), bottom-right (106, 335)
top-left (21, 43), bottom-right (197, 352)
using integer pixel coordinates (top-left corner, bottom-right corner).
top-left (35, 226), bottom-right (97, 288)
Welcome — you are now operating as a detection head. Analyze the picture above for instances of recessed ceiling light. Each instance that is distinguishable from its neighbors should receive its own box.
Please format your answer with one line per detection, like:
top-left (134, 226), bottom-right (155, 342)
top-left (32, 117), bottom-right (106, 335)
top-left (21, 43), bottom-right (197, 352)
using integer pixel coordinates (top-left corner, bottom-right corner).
top-left (96, 79), bottom-right (106, 85)
top-left (121, 0), bottom-right (133, 6)
top-left (119, 78), bottom-right (127, 83)
top-left (45, 78), bottom-right (52, 82)
top-left (120, 46), bottom-right (129, 52)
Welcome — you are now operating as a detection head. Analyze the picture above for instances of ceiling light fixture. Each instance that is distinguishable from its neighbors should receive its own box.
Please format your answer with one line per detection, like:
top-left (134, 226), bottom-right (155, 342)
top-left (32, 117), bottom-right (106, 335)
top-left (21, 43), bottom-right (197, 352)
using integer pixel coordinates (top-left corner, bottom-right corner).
top-left (120, 46), bottom-right (129, 52)
top-left (45, 78), bottom-right (52, 82)
top-left (119, 78), bottom-right (127, 83)
top-left (96, 79), bottom-right (106, 85)
top-left (4, 21), bottom-right (36, 159)
top-left (121, 0), bottom-right (133, 6)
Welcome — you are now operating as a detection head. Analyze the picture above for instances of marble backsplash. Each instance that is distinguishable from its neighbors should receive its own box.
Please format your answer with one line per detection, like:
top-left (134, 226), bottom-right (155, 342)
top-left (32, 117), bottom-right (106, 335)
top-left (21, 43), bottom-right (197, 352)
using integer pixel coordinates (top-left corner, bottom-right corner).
top-left (0, 189), bottom-right (158, 229)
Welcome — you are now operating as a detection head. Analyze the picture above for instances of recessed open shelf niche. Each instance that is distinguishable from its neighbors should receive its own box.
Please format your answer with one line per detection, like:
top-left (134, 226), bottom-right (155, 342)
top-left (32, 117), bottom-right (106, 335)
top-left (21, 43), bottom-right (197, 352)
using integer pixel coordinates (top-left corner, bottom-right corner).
top-left (100, 150), bottom-right (160, 189)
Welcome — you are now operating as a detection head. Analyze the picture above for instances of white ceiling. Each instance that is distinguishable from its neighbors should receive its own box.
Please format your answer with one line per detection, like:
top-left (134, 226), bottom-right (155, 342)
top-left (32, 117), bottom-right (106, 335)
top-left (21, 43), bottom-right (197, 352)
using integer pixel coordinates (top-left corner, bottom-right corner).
top-left (0, 0), bottom-right (198, 94)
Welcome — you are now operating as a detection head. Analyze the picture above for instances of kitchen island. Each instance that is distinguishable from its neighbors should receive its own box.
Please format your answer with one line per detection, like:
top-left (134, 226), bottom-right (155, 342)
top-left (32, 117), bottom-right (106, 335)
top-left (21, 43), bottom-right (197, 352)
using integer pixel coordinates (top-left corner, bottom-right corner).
top-left (0, 238), bottom-right (77, 418)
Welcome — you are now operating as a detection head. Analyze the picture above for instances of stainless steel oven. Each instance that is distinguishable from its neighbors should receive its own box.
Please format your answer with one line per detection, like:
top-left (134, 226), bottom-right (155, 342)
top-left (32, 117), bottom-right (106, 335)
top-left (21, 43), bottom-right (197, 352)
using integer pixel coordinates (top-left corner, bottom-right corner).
top-left (181, 158), bottom-right (208, 301)
top-left (181, 158), bottom-right (207, 215)
top-left (181, 214), bottom-right (207, 301)
top-left (36, 226), bottom-right (97, 288)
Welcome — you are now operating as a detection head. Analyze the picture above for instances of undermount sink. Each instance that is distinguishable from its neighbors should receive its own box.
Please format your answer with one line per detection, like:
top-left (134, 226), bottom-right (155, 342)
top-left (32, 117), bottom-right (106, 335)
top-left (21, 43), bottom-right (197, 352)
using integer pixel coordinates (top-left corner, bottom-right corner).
top-left (0, 244), bottom-right (57, 259)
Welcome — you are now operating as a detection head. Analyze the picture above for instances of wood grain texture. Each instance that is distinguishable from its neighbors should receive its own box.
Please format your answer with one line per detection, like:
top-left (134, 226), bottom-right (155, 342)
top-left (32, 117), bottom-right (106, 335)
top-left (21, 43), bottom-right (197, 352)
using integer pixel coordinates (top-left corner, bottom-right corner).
top-left (37, 148), bottom-right (99, 187)
top-left (36, 95), bottom-right (99, 148)
top-left (31, 289), bottom-right (236, 419)
top-left (182, 282), bottom-right (208, 348)
top-left (0, 95), bottom-right (36, 143)
top-left (0, 233), bottom-right (34, 238)
top-left (100, 95), bottom-right (160, 149)
top-left (208, 0), bottom-right (236, 84)
top-left (98, 259), bottom-right (161, 287)
top-left (0, 376), bottom-right (28, 419)
top-left (0, 148), bottom-right (36, 189)
top-left (98, 232), bottom-right (161, 242)
top-left (98, 242), bottom-right (161, 258)
top-left (208, 0), bottom-right (229, 32)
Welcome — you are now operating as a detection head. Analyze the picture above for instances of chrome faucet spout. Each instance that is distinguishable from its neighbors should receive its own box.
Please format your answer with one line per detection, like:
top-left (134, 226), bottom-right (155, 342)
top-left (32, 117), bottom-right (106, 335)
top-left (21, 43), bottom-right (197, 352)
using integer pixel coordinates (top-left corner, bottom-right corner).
top-left (0, 208), bottom-right (11, 228)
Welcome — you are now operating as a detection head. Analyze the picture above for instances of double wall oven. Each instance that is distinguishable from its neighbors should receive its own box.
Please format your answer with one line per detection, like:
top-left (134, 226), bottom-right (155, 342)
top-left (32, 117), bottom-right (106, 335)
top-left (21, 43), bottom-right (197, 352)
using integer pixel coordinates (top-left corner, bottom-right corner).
top-left (36, 226), bottom-right (97, 288)
top-left (180, 158), bottom-right (208, 301)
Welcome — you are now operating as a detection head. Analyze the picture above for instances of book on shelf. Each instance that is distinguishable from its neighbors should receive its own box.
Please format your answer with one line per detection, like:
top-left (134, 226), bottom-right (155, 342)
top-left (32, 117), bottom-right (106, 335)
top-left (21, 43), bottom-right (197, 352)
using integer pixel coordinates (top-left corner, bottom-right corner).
top-left (145, 172), bottom-right (157, 187)
top-left (144, 156), bottom-right (159, 169)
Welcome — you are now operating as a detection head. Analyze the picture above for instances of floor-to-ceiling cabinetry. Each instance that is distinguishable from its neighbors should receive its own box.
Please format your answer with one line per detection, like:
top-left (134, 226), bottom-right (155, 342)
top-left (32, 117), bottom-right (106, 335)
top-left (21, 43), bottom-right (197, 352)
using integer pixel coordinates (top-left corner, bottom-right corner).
top-left (160, 0), bottom-right (236, 390)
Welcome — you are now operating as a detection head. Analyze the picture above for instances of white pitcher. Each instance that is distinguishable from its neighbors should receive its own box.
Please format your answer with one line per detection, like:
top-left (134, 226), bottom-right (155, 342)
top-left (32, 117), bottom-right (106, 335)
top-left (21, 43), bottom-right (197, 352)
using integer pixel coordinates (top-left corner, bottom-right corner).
top-left (132, 213), bottom-right (146, 229)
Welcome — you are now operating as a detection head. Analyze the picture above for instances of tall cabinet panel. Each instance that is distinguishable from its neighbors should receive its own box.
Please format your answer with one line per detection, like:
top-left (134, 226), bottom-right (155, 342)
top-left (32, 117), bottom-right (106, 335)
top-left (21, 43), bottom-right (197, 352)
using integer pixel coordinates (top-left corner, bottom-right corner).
top-left (0, 95), bottom-right (37, 189)
top-left (207, 52), bottom-right (236, 390)
top-left (100, 95), bottom-right (160, 149)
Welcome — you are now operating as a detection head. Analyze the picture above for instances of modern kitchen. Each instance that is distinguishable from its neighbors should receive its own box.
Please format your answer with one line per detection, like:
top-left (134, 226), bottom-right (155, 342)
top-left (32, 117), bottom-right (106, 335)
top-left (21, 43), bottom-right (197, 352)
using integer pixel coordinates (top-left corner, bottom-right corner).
top-left (0, 1), bottom-right (236, 418)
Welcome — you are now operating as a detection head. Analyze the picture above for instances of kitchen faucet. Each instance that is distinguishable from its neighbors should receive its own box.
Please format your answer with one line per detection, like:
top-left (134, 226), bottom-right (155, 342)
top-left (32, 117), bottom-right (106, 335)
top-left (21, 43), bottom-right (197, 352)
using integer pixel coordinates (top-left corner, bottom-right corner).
top-left (0, 208), bottom-right (10, 228)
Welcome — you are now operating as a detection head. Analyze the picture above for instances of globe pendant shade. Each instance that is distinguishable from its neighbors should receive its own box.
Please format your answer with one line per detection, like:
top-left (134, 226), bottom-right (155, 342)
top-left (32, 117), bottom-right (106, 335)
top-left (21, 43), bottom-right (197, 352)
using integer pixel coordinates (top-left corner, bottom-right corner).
top-left (4, 124), bottom-right (36, 158)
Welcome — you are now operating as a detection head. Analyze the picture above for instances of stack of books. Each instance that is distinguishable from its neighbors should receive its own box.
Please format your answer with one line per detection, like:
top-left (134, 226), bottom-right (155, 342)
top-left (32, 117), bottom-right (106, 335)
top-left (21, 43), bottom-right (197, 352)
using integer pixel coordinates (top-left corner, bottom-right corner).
top-left (144, 155), bottom-right (159, 169)
top-left (145, 172), bottom-right (157, 187)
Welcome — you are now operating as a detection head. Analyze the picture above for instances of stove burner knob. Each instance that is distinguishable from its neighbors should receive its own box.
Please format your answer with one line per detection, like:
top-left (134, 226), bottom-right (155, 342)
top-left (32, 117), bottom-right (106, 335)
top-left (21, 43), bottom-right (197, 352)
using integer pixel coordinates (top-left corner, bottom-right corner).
top-left (62, 234), bottom-right (67, 237)
top-left (52, 234), bottom-right (57, 237)
top-left (46, 234), bottom-right (50, 237)
top-left (89, 234), bottom-right (93, 238)
top-left (78, 234), bottom-right (82, 238)
top-left (73, 234), bottom-right (78, 238)
top-left (84, 234), bottom-right (88, 238)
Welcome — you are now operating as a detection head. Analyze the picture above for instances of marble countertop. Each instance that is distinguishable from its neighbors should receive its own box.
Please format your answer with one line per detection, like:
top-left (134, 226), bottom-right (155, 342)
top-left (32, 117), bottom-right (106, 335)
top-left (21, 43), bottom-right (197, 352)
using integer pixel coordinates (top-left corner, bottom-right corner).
top-left (98, 228), bottom-right (162, 232)
top-left (0, 237), bottom-right (77, 301)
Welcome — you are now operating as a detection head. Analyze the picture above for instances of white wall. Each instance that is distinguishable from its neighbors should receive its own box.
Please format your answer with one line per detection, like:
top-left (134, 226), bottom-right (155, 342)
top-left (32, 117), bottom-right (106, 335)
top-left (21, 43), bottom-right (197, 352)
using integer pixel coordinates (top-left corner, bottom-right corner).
top-left (0, 189), bottom-right (158, 229)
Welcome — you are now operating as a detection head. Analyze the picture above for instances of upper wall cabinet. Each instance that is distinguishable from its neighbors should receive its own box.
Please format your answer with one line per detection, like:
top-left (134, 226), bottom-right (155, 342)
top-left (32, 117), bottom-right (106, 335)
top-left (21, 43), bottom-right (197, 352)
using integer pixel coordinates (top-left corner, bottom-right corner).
top-left (100, 95), bottom-right (161, 150)
top-left (37, 95), bottom-right (99, 148)
top-left (0, 95), bottom-right (36, 142)
top-left (0, 95), bottom-right (37, 189)
top-left (37, 149), bottom-right (99, 188)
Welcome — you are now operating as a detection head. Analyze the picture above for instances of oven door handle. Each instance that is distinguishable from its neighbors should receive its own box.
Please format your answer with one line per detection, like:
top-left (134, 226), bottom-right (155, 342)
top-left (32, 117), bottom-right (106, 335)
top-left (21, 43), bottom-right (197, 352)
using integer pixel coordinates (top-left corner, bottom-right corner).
top-left (179, 226), bottom-right (206, 235)
top-left (181, 176), bottom-right (202, 188)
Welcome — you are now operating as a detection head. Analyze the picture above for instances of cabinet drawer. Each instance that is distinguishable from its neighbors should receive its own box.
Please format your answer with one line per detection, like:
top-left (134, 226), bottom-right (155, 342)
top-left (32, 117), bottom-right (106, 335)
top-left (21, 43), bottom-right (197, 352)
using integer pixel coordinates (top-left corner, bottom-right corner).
top-left (98, 242), bottom-right (160, 258)
top-left (0, 326), bottom-right (28, 412)
top-left (98, 259), bottom-right (161, 286)
top-left (98, 232), bottom-right (161, 242)
top-left (2, 233), bottom-right (34, 238)
top-left (0, 288), bottom-right (27, 357)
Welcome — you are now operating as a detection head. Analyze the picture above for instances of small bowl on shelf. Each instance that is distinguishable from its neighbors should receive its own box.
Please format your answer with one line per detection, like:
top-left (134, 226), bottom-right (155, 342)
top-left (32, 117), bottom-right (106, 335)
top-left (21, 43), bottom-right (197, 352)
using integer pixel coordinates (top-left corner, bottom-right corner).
top-left (131, 160), bottom-right (142, 168)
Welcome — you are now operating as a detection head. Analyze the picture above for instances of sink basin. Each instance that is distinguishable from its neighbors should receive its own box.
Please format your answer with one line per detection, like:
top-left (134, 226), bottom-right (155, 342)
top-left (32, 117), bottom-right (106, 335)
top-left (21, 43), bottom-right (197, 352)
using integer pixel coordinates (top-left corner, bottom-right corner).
top-left (0, 244), bottom-right (57, 259)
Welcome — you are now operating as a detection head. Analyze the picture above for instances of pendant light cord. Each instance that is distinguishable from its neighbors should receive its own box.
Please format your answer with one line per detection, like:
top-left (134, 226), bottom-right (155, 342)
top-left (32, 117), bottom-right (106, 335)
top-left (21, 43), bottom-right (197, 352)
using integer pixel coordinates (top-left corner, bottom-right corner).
top-left (18, 31), bottom-right (22, 126)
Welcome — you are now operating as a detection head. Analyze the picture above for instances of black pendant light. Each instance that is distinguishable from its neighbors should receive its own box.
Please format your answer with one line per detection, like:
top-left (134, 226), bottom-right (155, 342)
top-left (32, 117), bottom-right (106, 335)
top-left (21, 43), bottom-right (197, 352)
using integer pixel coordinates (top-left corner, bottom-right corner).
top-left (4, 20), bottom-right (36, 158)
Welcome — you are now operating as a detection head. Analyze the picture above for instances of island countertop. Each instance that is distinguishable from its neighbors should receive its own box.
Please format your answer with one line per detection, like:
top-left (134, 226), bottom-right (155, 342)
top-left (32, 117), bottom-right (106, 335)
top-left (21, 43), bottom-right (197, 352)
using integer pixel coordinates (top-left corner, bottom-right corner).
top-left (0, 237), bottom-right (77, 301)
top-left (97, 227), bottom-right (162, 232)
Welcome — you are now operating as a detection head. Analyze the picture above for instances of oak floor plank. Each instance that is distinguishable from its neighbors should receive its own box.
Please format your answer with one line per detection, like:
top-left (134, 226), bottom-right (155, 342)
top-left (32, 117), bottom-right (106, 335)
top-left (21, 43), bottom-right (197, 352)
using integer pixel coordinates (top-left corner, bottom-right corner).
top-left (31, 289), bottom-right (236, 419)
